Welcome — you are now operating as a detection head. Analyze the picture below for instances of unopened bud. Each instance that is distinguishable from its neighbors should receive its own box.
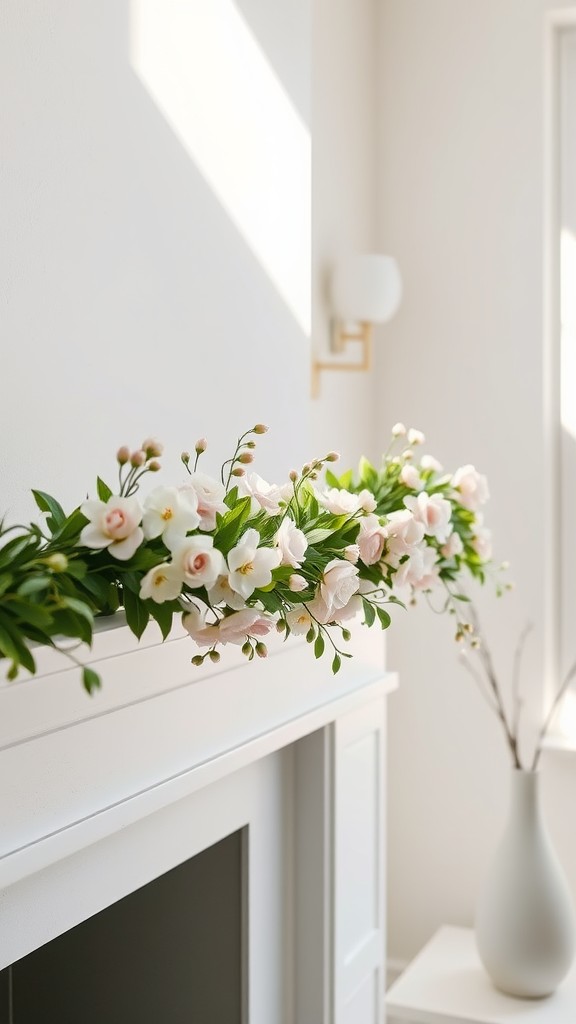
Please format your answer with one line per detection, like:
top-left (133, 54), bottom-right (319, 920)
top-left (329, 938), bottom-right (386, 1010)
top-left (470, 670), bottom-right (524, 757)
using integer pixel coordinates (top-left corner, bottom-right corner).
top-left (242, 641), bottom-right (252, 656)
top-left (289, 574), bottom-right (307, 592)
top-left (195, 438), bottom-right (207, 454)
top-left (289, 470), bottom-right (299, 482)
top-left (276, 619), bottom-right (287, 632)
top-left (181, 451), bottom-right (191, 465)
top-left (116, 446), bottom-right (130, 465)
top-left (191, 655), bottom-right (204, 666)
top-left (255, 642), bottom-right (268, 658)
top-left (130, 449), bottom-right (146, 468)
top-left (45, 553), bottom-right (68, 573)
top-left (246, 441), bottom-right (256, 449)
top-left (232, 466), bottom-right (246, 477)
top-left (401, 449), bottom-right (414, 461)
top-left (142, 437), bottom-right (164, 458)
top-left (342, 628), bottom-right (352, 641)
top-left (407, 428), bottom-right (425, 446)
top-left (343, 544), bottom-right (360, 564)
top-left (238, 451), bottom-right (254, 464)
top-left (208, 650), bottom-right (221, 663)
top-left (148, 460), bottom-right (161, 472)
top-left (392, 422), bottom-right (407, 437)
top-left (302, 463), bottom-right (311, 475)
top-left (253, 423), bottom-right (268, 434)
top-left (325, 451), bottom-right (340, 462)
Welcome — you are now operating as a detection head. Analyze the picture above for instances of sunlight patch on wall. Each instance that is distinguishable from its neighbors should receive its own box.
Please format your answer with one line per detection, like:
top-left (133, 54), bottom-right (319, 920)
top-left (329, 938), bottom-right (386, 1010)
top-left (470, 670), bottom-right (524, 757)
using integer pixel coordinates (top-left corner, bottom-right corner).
top-left (131, 0), bottom-right (311, 335)
top-left (561, 228), bottom-right (576, 440)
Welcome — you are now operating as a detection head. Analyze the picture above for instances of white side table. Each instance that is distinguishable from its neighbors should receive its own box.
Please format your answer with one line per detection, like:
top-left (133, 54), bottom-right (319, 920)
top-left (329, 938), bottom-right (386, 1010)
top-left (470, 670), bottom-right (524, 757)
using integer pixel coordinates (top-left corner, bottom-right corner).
top-left (386, 926), bottom-right (576, 1023)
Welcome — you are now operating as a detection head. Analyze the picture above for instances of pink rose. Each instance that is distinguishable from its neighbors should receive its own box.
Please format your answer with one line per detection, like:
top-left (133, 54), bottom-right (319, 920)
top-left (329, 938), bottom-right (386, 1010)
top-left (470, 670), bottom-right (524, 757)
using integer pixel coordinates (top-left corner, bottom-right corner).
top-left (358, 514), bottom-right (387, 566)
top-left (80, 495), bottom-right (144, 561)
top-left (319, 558), bottom-right (360, 617)
top-left (171, 536), bottom-right (224, 589)
top-left (452, 465), bottom-right (489, 511)
top-left (404, 492), bottom-right (452, 543)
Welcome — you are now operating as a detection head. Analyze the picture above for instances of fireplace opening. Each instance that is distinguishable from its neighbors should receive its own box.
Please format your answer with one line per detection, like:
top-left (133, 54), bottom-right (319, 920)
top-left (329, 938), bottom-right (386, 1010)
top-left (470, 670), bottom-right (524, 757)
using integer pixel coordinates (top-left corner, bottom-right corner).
top-left (0, 830), bottom-right (244, 1024)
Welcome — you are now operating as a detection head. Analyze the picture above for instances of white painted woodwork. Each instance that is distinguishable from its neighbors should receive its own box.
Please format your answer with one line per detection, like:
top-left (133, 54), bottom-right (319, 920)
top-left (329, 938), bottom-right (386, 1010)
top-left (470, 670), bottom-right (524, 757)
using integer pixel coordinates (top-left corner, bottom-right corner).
top-left (0, 618), bottom-right (395, 1023)
top-left (386, 926), bottom-right (576, 1024)
top-left (333, 699), bottom-right (386, 1023)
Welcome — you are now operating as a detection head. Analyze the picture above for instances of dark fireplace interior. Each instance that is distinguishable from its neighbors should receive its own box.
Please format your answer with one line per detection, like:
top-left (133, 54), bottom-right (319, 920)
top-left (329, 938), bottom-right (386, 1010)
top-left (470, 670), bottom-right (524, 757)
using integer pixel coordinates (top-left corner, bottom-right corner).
top-left (0, 830), bottom-right (243, 1024)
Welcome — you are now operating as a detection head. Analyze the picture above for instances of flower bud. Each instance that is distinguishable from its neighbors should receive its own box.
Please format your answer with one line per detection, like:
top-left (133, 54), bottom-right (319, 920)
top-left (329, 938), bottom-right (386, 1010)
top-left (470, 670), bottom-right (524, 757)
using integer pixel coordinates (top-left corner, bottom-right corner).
top-left (246, 441), bottom-right (256, 449)
top-left (255, 642), bottom-right (268, 658)
top-left (242, 641), bottom-right (252, 656)
top-left (276, 619), bottom-right (287, 633)
top-left (232, 466), bottom-right (246, 477)
top-left (343, 544), bottom-right (360, 564)
top-left (325, 451), bottom-right (340, 462)
top-left (289, 470), bottom-right (299, 482)
top-left (181, 451), bottom-right (191, 465)
top-left (208, 649), bottom-right (221, 663)
top-left (302, 463), bottom-right (311, 475)
top-left (289, 574), bottom-right (307, 592)
top-left (253, 423), bottom-right (268, 434)
top-left (130, 449), bottom-right (146, 468)
top-left (45, 553), bottom-right (68, 573)
top-left (191, 655), bottom-right (204, 666)
top-left (148, 460), bottom-right (161, 472)
top-left (407, 428), bottom-right (425, 446)
top-left (392, 422), bottom-right (407, 437)
top-left (342, 628), bottom-right (352, 641)
top-left (401, 449), bottom-right (414, 461)
top-left (142, 437), bottom-right (164, 458)
top-left (195, 438), bottom-right (207, 454)
top-left (238, 452), bottom-right (254, 464)
top-left (116, 446), bottom-right (130, 465)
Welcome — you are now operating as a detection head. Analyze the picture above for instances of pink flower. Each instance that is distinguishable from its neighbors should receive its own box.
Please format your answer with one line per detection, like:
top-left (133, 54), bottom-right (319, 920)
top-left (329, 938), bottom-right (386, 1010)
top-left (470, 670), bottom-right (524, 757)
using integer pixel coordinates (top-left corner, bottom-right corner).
top-left (358, 488), bottom-right (377, 513)
top-left (171, 536), bottom-right (224, 589)
top-left (319, 558), bottom-right (360, 618)
top-left (343, 544), bottom-right (360, 564)
top-left (384, 510), bottom-right (425, 564)
top-left (275, 518), bottom-right (308, 568)
top-left (441, 532), bottom-right (464, 559)
top-left (452, 465), bottom-right (489, 511)
top-left (183, 606), bottom-right (275, 648)
top-left (288, 574), bottom-right (308, 592)
top-left (243, 473), bottom-right (284, 514)
top-left (404, 492), bottom-right (452, 544)
top-left (393, 544), bottom-right (439, 591)
top-left (80, 496), bottom-right (144, 561)
top-left (181, 473), bottom-right (227, 532)
top-left (358, 514), bottom-right (387, 566)
top-left (400, 465), bottom-right (422, 490)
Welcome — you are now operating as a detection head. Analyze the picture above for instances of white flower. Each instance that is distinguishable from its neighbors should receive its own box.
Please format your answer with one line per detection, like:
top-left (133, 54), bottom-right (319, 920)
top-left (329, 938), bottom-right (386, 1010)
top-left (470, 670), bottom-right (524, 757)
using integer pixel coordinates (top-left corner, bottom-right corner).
top-left (139, 562), bottom-right (183, 603)
top-left (228, 528), bottom-right (281, 599)
top-left (288, 574), bottom-right (308, 592)
top-left (181, 473), bottom-right (227, 532)
top-left (208, 574), bottom-right (246, 610)
top-left (275, 518), bottom-right (308, 568)
top-left (400, 465), bottom-right (422, 490)
top-left (318, 488), bottom-right (361, 515)
top-left (358, 514), bottom-right (387, 566)
top-left (441, 532), bottom-right (464, 559)
top-left (420, 454), bottom-right (443, 473)
top-left (404, 492), bottom-right (452, 544)
top-left (243, 473), bottom-right (284, 514)
top-left (392, 422), bottom-right (407, 437)
top-left (142, 486), bottom-right (200, 548)
top-left (286, 606), bottom-right (314, 635)
top-left (393, 544), bottom-right (439, 591)
top-left (384, 509), bottom-right (425, 563)
top-left (80, 496), bottom-right (144, 561)
top-left (407, 428), bottom-right (425, 445)
top-left (319, 558), bottom-right (360, 617)
top-left (358, 488), bottom-right (377, 513)
top-left (171, 535), bottom-right (224, 589)
top-left (452, 465), bottom-right (489, 511)
top-left (343, 544), bottom-right (360, 564)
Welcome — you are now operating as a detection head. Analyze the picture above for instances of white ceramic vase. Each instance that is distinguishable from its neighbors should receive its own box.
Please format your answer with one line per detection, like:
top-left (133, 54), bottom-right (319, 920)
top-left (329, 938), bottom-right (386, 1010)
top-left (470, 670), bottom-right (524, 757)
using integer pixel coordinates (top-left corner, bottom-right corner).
top-left (475, 768), bottom-right (575, 998)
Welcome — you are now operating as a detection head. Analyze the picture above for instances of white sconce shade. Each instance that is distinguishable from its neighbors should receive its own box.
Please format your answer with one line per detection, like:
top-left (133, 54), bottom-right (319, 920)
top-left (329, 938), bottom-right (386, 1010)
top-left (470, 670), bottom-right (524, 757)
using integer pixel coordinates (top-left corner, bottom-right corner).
top-left (330, 254), bottom-right (402, 323)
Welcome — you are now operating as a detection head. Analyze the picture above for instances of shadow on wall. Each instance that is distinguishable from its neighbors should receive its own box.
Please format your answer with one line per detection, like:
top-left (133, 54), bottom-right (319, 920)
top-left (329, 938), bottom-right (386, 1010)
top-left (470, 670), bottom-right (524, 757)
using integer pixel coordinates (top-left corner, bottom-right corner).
top-left (0, 0), bottom-right (311, 522)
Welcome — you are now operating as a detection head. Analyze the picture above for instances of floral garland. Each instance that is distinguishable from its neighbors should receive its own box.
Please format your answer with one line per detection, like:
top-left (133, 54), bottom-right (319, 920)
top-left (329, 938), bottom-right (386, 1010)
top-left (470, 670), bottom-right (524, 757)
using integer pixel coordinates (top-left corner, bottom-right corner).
top-left (0, 423), bottom-right (496, 693)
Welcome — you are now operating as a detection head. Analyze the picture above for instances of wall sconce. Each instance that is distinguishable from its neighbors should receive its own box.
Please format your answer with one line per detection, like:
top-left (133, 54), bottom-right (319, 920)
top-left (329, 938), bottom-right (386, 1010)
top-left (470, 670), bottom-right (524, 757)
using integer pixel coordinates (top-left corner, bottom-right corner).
top-left (312, 253), bottom-right (402, 397)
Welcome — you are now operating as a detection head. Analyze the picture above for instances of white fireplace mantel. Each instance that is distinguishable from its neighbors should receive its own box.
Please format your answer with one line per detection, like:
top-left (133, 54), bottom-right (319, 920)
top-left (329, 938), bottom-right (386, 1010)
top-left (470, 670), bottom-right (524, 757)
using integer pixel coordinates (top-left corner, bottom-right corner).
top-left (0, 617), bottom-right (396, 1024)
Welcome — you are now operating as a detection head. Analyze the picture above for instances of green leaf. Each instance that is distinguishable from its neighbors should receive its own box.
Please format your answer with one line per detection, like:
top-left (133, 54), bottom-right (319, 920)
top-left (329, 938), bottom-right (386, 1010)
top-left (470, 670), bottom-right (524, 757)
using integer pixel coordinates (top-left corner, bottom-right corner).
top-left (50, 508), bottom-right (89, 545)
top-left (314, 633), bottom-right (325, 659)
top-left (82, 666), bottom-right (101, 695)
top-left (376, 607), bottom-right (391, 630)
top-left (146, 600), bottom-right (175, 640)
top-left (358, 456), bottom-right (378, 491)
top-left (123, 586), bottom-right (149, 640)
top-left (332, 652), bottom-right (342, 674)
top-left (224, 486), bottom-right (239, 509)
top-left (96, 477), bottom-right (113, 502)
top-left (325, 469), bottom-right (340, 489)
top-left (0, 573), bottom-right (14, 596)
top-left (58, 596), bottom-right (95, 626)
top-left (31, 490), bottom-right (66, 529)
top-left (16, 574), bottom-right (50, 598)
top-left (213, 497), bottom-right (253, 554)
top-left (0, 619), bottom-right (36, 674)
top-left (4, 599), bottom-right (53, 630)
top-left (0, 534), bottom-right (38, 570)
top-left (51, 608), bottom-right (93, 645)
top-left (362, 598), bottom-right (376, 627)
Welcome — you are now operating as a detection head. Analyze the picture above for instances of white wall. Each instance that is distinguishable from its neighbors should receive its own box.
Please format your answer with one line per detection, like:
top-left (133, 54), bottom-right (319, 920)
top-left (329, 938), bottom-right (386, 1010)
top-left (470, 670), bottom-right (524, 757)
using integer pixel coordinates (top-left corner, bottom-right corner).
top-left (0, 0), bottom-right (311, 523)
top-left (311, 0), bottom-right (379, 466)
top-left (376, 0), bottom-right (576, 963)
